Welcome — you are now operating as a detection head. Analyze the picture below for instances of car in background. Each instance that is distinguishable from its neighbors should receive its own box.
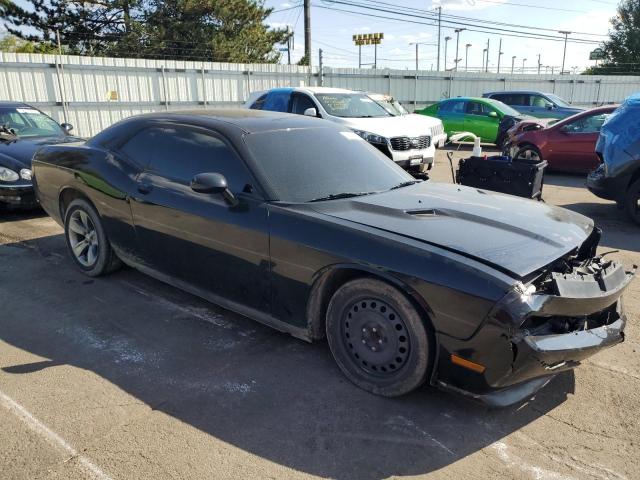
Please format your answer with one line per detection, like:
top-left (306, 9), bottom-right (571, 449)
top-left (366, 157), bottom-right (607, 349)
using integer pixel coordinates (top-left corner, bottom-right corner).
top-left (0, 102), bottom-right (79, 209)
top-left (505, 105), bottom-right (616, 173)
top-left (245, 87), bottom-right (440, 173)
top-left (32, 109), bottom-right (634, 406)
top-left (367, 93), bottom-right (447, 148)
top-left (483, 91), bottom-right (583, 120)
top-left (416, 96), bottom-right (526, 146)
top-left (588, 94), bottom-right (640, 224)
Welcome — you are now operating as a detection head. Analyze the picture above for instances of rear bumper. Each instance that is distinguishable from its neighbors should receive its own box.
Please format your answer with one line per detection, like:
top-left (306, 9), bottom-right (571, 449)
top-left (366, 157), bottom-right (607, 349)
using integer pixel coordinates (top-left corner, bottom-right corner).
top-left (0, 183), bottom-right (38, 208)
top-left (586, 165), bottom-right (630, 203)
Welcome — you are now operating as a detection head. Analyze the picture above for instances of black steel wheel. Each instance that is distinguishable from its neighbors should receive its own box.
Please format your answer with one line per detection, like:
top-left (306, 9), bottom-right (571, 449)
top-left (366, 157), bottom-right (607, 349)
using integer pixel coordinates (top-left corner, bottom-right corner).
top-left (326, 278), bottom-right (432, 397)
top-left (625, 178), bottom-right (640, 225)
top-left (64, 198), bottom-right (122, 276)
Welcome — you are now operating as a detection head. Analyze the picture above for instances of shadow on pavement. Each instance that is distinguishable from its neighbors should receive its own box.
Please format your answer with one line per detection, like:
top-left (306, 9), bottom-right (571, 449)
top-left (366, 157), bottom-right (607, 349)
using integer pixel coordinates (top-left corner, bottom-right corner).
top-left (0, 232), bottom-right (575, 480)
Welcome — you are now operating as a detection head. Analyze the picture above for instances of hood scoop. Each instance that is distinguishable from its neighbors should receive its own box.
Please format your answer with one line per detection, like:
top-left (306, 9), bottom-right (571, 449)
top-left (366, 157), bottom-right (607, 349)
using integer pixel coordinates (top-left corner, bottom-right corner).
top-left (406, 208), bottom-right (437, 217)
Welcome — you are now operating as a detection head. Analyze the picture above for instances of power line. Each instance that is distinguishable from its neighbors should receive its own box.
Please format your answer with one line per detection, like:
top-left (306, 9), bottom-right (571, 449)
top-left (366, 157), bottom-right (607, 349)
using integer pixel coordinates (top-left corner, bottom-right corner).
top-left (313, 3), bottom-right (601, 45)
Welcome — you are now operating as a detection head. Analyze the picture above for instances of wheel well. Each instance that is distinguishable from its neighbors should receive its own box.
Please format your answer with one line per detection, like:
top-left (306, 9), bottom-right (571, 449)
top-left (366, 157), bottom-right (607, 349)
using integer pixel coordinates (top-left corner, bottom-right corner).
top-left (628, 167), bottom-right (640, 190)
top-left (59, 188), bottom-right (90, 220)
top-left (305, 267), bottom-right (434, 343)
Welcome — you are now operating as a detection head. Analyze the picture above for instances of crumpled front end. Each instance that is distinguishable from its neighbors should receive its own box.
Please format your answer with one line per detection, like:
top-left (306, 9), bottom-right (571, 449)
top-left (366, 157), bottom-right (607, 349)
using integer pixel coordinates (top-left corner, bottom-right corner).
top-left (436, 228), bottom-right (636, 406)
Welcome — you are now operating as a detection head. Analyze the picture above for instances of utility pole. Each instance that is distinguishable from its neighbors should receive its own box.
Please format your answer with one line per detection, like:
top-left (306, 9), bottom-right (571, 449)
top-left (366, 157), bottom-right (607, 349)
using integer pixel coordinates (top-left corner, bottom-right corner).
top-left (559, 30), bottom-right (571, 74)
top-left (454, 28), bottom-right (465, 71)
top-left (414, 43), bottom-right (418, 71)
top-left (497, 38), bottom-right (503, 74)
top-left (465, 43), bottom-right (471, 72)
top-left (304, 0), bottom-right (311, 65)
top-left (511, 55), bottom-right (516, 74)
top-left (55, 30), bottom-right (69, 123)
top-left (482, 48), bottom-right (487, 71)
top-left (537, 53), bottom-right (541, 74)
top-left (485, 38), bottom-right (490, 72)
top-left (436, 6), bottom-right (442, 71)
top-left (522, 58), bottom-right (527, 73)
top-left (444, 36), bottom-right (451, 71)
top-left (319, 48), bottom-right (324, 86)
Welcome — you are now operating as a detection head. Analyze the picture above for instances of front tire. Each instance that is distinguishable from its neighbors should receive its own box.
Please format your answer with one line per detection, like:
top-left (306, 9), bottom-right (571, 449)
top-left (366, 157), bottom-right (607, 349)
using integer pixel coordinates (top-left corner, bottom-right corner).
top-left (64, 198), bottom-right (122, 276)
top-left (624, 178), bottom-right (640, 225)
top-left (514, 144), bottom-right (542, 162)
top-left (326, 278), bottom-right (432, 397)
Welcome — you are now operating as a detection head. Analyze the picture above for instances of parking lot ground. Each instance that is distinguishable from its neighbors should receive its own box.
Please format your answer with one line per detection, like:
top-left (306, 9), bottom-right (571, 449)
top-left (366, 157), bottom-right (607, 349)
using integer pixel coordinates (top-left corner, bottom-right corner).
top-left (1, 148), bottom-right (639, 480)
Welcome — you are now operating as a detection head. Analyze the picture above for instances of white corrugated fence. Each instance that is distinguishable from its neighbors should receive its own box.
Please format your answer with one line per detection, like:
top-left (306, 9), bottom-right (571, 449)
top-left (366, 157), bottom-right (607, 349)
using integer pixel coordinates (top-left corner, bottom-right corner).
top-left (1, 52), bottom-right (639, 137)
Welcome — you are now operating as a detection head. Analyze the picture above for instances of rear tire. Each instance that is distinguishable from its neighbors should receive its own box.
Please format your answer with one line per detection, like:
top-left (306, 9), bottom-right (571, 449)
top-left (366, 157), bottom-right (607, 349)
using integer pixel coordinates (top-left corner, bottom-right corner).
top-left (326, 278), bottom-right (432, 397)
top-left (64, 198), bottom-right (122, 276)
top-left (624, 178), bottom-right (640, 225)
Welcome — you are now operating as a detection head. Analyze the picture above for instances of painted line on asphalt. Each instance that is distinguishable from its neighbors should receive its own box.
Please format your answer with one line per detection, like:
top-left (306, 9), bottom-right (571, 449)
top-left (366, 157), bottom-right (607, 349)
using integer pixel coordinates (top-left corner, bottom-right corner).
top-left (0, 390), bottom-right (113, 480)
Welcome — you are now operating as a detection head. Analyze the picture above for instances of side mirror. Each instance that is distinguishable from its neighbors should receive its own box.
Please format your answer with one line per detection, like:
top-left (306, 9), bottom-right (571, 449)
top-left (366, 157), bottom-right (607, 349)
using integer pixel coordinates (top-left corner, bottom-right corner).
top-left (488, 111), bottom-right (498, 118)
top-left (190, 172), bottom-right (238, 206)
top-left (545, 103), bottom-right (554, 110)
top-left (61, 123), bottom-right (74, 133)
top-left (303, 107), bottom-right (318, 117)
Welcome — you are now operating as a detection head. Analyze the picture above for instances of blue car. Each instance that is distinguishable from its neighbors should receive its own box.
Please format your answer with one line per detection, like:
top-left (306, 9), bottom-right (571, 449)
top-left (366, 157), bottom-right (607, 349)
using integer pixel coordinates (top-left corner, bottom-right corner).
top-left (483, 91), bottom-right (583, 119)
top-left (587, 92), bottom-right (640, 224)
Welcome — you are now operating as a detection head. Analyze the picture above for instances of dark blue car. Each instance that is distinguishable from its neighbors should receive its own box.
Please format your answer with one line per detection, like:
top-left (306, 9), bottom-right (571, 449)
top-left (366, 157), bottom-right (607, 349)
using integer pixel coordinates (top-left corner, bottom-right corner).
top-left (483, 91), bottom-right (583, 119)
top-left (587, 92), bottom-right (640, 224)
top-left (0, 102), bottom-right (80, 209)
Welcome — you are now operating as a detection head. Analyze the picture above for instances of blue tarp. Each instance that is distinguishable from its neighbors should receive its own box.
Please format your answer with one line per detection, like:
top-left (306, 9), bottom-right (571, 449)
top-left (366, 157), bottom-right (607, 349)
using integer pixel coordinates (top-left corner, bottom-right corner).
top-left (596, 92), bottom-right (640, 178)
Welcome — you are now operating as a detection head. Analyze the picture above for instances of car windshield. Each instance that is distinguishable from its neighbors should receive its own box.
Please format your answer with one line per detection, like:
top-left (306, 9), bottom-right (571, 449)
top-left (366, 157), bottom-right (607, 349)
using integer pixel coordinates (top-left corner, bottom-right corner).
top-left (314, 93), bottom-right (391, 118)
top-left (372, 96), bottom-right (409, 116)
top-left (487, 99), bottom-right (521, 117)
top-left (244, 126), bottom-right (414, 202)
top-left (0, 107), bottom-right (63, 138)
top-left (545, 93), bottom-right (570, 107)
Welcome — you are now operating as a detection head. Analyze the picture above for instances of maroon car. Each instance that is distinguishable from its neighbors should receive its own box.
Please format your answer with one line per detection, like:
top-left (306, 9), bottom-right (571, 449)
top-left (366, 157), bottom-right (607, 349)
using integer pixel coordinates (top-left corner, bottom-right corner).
top-left (506, 106), bottom-right (617, 173)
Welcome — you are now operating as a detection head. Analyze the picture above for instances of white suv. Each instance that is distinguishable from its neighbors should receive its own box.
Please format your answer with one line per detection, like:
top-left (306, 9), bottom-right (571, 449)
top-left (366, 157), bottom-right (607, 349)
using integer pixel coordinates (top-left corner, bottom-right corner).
top-left (244, 87), bottom-right (442, 172)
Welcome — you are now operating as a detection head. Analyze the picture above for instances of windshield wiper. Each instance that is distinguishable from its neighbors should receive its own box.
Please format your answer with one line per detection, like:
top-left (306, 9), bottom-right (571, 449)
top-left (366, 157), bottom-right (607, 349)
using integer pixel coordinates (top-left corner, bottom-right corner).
top-left (390, 180), bottom-right (421, 190)
top-left (308, 191), bottom-right (377, 202)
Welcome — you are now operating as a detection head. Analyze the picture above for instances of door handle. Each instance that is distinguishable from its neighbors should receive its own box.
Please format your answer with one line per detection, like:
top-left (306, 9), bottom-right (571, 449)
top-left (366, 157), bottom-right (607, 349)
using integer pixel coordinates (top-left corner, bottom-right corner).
top-left (137, 181), bottom-right (153, 194)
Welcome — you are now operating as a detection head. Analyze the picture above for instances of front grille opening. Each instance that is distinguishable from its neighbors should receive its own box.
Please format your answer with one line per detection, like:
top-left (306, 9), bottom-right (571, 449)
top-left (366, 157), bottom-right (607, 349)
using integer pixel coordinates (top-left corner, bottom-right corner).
top-left (522, 303), bottom-right (619, 335)
top-left (390, 135), bottom-right (431, 151)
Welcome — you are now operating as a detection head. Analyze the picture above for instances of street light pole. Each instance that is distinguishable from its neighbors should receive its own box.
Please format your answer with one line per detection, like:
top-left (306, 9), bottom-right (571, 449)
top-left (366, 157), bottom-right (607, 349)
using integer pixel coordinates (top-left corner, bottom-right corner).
top-left (414, 43), bottom-right (418, 71)
top-left (482, 48), bottom-right (487, 71)
top-left (497, 38), bottom-right (503, 74)
top-left (465, 43), bottom-right (471, 72)
top-left (485, 38), bottom-right (490, 72)
top-left (444, 36), bottom-right (451, 70)
top-left (522, 58), bottom-right (527, 73)
top-left (454, 28), bottom-right (465, 71)
top-left (511, 55), bottom-right (516, 74)
top-left (436, 6), bottom-right (442, 71)
top-left (558, 30), bottom-right (571, 74)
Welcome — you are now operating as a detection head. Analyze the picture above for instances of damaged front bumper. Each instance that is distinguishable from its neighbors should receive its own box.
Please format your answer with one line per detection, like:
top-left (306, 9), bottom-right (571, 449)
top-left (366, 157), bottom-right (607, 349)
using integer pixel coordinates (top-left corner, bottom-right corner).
top-left (436, 234), bottom-right (636, 407)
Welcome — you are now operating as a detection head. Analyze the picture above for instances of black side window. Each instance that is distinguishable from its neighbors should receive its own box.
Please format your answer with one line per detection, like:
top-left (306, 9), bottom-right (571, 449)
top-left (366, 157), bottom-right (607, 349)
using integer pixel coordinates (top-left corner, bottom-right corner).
top-left (262, 91), bottom-right (291, 112)
top-left (120, 126), bottom-right (251, 191)
top-left (250, 94), bottom-right (268, 110)
top-left (440, 100), bottom-right (465, 114)
top-left (291, 94), bottom-right (317, 115)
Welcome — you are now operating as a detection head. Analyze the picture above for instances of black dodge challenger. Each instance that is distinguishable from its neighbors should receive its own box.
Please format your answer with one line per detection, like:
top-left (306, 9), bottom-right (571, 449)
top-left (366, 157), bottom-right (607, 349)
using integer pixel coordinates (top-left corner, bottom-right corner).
top-left (32, 110), bottom-right (635, 406)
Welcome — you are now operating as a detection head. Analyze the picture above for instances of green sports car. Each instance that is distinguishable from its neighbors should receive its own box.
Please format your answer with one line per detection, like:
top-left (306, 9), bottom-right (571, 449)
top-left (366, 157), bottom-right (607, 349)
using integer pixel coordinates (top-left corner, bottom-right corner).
top-left (416, 97), bottom-right (527, 145)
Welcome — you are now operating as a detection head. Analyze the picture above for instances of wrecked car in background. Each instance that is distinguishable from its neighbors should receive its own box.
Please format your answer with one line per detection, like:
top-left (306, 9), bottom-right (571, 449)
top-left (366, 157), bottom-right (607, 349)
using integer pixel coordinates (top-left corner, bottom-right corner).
top-left (588, 93), bottom-right (640, 224)
top-left (33, 110), bottom-right (635, 407)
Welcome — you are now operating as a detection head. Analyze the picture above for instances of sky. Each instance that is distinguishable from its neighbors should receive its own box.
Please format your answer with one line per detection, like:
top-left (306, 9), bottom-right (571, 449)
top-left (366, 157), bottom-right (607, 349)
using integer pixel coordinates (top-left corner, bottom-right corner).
top-left (265, 0), bottom-right (620, 72)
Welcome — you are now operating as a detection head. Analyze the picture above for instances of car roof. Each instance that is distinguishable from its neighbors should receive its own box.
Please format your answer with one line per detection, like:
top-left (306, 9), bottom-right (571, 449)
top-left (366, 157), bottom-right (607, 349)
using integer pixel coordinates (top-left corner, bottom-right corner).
top-left (484, 91), bottom-right (552, 96)
top-left (0, 101), bottom-right (34, 108)
top-left (98, 108), bottom-right (335, 135)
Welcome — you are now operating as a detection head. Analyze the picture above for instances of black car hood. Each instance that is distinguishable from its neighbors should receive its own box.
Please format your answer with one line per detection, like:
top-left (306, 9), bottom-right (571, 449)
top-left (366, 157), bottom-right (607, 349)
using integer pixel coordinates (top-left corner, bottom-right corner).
top-left (0, 135), bottom-right (81, 170)
top-left (311, 182), bottom-right (593, 278)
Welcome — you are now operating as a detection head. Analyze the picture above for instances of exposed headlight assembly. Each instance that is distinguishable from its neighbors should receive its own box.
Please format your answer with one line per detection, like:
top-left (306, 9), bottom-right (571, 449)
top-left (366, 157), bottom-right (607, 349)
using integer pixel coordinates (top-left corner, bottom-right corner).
top-left (0, 166), bottom-right (19, 182)
top-left (351, 129), bottom-right (387, 144)
top-left (20, 168), bottom-right (32, 180)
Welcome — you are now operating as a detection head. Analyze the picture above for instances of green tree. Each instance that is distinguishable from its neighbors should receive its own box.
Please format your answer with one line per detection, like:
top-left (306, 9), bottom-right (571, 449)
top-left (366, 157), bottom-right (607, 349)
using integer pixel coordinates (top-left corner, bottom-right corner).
top-left (0, 32), bottom-right (57, 53)
top-left (584, 0), bottom-right (640, 75)
top-left (0, 0), bottom-right (291, 62)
